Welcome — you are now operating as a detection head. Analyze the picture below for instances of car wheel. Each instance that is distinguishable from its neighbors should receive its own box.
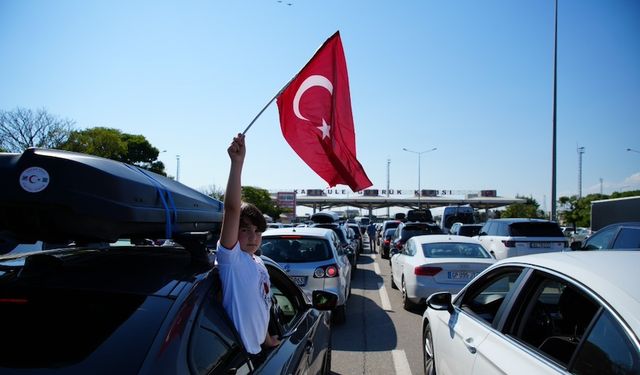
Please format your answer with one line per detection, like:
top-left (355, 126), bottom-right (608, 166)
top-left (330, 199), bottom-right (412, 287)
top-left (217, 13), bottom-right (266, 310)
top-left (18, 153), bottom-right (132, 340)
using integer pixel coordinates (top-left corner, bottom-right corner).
top-left (390, 273), bottom-right (397, 289)
top-left (423, 322), bottom-right (436, 375)
top-left (402, 277), bottom-right (415, 310)
top-left (333, 304), bottom-right (346, 325)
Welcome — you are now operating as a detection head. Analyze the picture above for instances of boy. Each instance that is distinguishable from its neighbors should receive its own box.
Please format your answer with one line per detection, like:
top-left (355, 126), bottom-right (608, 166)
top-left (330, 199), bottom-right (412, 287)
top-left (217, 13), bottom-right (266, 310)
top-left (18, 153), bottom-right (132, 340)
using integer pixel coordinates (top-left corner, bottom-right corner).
top-left (217, 133), bottom-right (280, 359)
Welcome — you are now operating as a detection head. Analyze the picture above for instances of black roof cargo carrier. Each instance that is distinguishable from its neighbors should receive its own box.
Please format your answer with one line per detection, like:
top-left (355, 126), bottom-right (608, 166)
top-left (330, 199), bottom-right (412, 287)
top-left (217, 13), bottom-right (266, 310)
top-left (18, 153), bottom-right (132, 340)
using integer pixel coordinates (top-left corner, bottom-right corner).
top-left (0, 148), bottom-right (223, 243)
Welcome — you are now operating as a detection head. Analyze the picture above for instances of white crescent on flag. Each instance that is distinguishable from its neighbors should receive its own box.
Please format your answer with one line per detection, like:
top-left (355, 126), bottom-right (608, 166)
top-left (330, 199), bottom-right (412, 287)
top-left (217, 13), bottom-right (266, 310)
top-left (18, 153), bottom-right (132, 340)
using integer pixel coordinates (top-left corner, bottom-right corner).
top-left (292, 75), bottom-right (333, 121)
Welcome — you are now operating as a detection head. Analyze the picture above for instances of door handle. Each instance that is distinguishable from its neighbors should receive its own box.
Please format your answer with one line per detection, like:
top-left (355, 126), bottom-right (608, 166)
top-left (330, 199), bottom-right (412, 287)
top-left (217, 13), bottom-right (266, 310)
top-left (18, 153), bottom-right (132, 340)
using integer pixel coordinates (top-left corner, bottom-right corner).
top-left (305, 340), bottom-right (314, 355)
top-left (464, 337), bottom-right (477, 354)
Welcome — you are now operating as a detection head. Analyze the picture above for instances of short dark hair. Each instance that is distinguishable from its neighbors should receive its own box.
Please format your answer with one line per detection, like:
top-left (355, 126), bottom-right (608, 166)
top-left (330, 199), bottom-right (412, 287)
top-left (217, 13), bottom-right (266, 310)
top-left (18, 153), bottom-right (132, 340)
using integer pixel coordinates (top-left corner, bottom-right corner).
top-left (240, 202), bottom-right (267, 232)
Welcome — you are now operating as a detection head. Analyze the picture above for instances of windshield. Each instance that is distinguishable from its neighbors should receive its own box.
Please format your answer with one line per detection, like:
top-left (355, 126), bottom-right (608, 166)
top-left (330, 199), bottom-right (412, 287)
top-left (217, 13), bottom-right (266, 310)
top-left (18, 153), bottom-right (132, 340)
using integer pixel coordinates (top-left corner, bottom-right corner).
top-left (401, 224), bottom-right (442, 240)
top-left (261, 238), bottom-right (332, 263)
top-left (509, 222), bottom-right (563, 237)
top-left (422, 242), bottom-right (491, 258)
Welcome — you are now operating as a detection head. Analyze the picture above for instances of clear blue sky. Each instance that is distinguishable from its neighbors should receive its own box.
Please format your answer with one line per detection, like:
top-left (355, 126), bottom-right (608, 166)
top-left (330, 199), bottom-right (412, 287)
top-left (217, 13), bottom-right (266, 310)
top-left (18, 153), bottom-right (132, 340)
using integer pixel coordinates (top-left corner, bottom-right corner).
top-left (1, 0), bottom-right (638, 215)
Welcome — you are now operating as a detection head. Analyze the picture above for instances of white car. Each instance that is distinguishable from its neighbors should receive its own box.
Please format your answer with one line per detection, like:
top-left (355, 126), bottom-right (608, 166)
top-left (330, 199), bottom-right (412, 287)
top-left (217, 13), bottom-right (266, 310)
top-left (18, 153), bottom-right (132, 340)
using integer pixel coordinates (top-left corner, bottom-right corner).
top-left (421, 251), bottom-right (640, 375)
top-left (475, 218), bottom-right (568, 259)
top-left (390, 235), bottom-right (495, 310)
top-left (260, 227), bottom-right (352, 323)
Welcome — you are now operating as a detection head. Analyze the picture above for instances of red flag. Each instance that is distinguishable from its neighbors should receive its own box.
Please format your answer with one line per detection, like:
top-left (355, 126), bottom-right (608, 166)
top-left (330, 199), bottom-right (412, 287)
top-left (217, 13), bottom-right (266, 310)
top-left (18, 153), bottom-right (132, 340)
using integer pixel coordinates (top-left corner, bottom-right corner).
top-left (277, 31), bottom-right (373, 192)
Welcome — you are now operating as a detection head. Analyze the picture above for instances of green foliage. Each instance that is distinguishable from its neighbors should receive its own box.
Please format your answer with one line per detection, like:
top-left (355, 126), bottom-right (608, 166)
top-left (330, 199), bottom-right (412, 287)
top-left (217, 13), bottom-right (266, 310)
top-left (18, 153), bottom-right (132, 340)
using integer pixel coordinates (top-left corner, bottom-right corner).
top-left (501, 195), bottom-right (544, 219)
top-left (559, 191), bottom-right (640, 227)
top-left (240, 186), bottom-right (283, 221)
top-left (60, 127), bottom-right (166, 175)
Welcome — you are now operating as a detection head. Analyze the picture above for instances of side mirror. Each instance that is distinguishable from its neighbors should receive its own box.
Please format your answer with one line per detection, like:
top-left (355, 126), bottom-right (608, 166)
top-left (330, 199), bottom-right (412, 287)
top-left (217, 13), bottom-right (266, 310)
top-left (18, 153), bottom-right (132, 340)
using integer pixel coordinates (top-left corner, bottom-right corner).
top-left (478, 231), bottom-right (487, 236)
top-left (426, 292), bottom-right (454, 314)
top-left (570, 241), bottom-right (583, 251)
top-left (312, 290), bottom-right (338, 310)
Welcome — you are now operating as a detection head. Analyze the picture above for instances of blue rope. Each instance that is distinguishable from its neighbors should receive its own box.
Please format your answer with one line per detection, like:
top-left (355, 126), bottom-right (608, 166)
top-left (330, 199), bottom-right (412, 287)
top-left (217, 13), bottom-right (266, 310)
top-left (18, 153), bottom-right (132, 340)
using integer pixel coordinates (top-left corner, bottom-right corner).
top-left (125, 164), bottom-right (177, 239)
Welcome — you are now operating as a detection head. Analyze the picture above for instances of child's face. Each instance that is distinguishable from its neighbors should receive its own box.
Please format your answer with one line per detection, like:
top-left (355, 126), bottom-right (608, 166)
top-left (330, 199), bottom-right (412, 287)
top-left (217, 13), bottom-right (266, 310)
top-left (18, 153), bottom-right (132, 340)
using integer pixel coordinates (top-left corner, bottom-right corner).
top-left (238, 222), bottom-right (263, 254)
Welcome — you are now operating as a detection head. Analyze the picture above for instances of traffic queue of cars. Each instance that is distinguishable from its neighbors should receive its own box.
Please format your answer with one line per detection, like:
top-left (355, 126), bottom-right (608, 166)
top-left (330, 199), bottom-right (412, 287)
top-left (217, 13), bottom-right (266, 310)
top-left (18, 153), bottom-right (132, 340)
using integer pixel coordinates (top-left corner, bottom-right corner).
top-left (2, 147), bottom-right (637, 375)
top-left (0, 148), bottom-right (339, 374)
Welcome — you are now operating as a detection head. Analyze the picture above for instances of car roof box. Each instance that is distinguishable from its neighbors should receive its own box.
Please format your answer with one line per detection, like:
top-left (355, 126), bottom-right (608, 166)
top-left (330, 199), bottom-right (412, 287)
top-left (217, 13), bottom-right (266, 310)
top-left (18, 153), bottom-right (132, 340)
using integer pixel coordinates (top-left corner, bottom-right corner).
top-left (0, 148), bottom-right (223, 243)
top-left (311, 211), bottom-right (340, 224)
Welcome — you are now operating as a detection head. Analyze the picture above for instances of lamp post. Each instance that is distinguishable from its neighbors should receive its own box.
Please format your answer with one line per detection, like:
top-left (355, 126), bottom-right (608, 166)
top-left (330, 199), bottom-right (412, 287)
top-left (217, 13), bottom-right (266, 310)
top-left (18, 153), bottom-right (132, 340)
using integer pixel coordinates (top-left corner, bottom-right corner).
top-left (176, 154), bottom-right (181, 182)
top-left (402, 147), bottom-right (437, 209)
top-left (627, 148), bottom-right (640, 154)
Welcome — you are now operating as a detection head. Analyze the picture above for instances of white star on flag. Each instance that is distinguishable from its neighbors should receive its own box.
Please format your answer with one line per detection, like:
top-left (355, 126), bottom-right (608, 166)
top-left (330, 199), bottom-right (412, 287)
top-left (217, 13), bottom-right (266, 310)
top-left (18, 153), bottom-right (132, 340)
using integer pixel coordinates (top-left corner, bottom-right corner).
top-left (317, 119), bottom-right (331, 139)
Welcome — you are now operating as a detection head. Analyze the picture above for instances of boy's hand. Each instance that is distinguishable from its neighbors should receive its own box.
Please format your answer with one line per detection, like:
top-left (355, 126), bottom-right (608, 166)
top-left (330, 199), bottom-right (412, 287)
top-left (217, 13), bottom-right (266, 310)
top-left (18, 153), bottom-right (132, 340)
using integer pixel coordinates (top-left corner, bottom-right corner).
top-left (227, 133), bottom-right (246, 163)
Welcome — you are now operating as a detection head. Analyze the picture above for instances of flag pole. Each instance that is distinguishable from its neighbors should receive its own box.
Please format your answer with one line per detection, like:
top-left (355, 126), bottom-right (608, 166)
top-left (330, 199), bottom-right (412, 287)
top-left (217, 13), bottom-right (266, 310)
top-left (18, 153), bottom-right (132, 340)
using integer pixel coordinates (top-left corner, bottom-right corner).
top-left (241, 31), bottom-right (341, 135)
top-left (242, 78), bottom-right (294, 135)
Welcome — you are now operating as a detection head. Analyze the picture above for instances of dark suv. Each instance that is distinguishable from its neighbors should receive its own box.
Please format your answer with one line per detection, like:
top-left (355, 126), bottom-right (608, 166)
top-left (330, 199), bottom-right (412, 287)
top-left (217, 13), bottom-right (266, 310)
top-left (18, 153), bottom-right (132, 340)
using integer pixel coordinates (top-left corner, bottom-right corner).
top-left (387, 221), bottom-right (442, 262)
top-left (0, 148), bottom-right (338, 374)
top-left (571, 222), bottom-right (640, 250)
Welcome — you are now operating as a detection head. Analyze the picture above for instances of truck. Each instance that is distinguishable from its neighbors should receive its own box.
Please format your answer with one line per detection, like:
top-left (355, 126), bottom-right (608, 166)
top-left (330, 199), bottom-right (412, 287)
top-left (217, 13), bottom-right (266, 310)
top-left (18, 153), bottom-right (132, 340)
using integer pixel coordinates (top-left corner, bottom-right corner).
top-left (590, 196), bottom-right (640, 231)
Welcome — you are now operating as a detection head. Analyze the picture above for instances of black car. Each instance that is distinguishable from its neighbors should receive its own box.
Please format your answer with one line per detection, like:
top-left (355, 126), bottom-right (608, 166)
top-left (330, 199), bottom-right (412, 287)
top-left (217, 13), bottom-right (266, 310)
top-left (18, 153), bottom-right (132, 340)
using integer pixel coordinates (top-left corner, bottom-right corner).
top-left (0, 148), bottom-right (338, 374)
top-left (387, 221), bottom-right (443, 262)
top-left (570, 221), bottom-right (640, 250)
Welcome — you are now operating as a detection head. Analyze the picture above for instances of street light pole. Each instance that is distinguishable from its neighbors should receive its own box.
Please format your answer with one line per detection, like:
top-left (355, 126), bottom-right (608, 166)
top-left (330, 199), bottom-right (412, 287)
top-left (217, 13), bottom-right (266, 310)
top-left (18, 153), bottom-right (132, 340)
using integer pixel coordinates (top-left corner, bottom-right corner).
top-left (403, 147), bottom-right (437, 209)
top-left (176, 155), bottom-right (181, 182)
top-left (627, 148), bottom-right (640, 154)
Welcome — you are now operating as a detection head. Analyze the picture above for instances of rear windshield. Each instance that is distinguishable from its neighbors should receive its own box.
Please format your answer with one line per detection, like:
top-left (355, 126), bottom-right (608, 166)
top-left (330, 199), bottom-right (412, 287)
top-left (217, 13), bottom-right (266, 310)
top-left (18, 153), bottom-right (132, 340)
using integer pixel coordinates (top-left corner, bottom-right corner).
top-left (458, 225), bottom-right (482, 237)
top-left (261, 238), bottom-right (332, 263)
top-left (422, 243), bottom-right (491, 258)
top-left (508, 222), bottom-right (563, 237)
top-left (401, 224), bottom-right (442, 240)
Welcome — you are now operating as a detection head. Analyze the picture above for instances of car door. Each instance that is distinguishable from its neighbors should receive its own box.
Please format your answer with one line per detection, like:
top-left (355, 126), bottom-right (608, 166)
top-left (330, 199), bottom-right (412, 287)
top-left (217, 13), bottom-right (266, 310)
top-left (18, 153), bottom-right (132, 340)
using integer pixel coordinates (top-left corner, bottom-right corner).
top-left (433, 267), bottom-right (527, 375)
top-left (391, 237), bottom-right (409, 287)
top-left (262, 263), bottom-right (331, 375)
top-left (473, 268), bottom-right (640, 375)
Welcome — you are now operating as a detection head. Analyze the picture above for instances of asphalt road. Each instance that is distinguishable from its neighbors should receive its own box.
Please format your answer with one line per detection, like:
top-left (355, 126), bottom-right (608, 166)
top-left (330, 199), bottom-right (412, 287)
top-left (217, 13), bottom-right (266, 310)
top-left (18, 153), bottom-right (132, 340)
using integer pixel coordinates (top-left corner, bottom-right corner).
top-left (330, 237), bottom-right (425, 375)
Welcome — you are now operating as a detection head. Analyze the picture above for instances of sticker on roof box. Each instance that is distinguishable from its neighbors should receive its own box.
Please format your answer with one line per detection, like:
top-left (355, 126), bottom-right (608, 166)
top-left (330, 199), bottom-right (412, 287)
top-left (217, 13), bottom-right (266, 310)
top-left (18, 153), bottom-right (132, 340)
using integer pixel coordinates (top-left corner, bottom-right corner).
top-left (19, 167), bottom-right (50, 193)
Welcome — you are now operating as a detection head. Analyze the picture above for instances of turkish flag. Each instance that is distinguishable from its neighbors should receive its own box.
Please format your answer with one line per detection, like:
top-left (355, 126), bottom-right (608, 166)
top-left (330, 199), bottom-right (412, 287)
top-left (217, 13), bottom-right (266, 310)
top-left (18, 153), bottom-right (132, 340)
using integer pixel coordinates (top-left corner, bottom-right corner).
top-left (277, 31), bottom-right (373, 192)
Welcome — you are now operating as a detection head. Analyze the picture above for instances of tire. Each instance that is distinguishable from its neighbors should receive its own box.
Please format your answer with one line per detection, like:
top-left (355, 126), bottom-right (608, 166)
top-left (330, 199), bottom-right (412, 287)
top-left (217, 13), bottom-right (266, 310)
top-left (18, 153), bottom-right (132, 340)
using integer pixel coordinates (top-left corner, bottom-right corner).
top-left (333, 304), bottom-right (346, 325)
top-left (390, 273), bottom-right (398, 289)
top-left (423, 322), bottom-right (436, 375)
top-left (402, 277), bottom-right (415, 310)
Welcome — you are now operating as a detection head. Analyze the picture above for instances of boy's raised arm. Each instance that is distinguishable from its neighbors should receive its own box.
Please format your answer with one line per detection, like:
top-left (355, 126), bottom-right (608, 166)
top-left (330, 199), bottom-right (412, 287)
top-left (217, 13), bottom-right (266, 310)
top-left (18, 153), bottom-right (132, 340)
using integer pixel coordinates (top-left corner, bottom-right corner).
top-left (220, 133), bottom-right (246, 249)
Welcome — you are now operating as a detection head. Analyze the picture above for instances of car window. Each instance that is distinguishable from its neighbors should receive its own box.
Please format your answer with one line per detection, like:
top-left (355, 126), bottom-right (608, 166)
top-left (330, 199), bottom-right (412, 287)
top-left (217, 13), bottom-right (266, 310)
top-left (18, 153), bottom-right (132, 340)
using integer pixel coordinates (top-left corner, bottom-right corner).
top-left (572, 309), bottom-right (640, 374)
top-left (508, 222), bottom-right (563, 237)
top-left (261, 238), bottom-right (332, 263)
top-left (422, 243), bottom-right (492, 258)
top-left (507, 274), bottom-right (599, 366)
top-left (584, 226), bottom-right (617, 250)
top-left (612, 227), bottom-right (640, 249)
top-left (459, 268), bottom-right (525, 325)
top-left (191, 286), bottom-right (252, 375)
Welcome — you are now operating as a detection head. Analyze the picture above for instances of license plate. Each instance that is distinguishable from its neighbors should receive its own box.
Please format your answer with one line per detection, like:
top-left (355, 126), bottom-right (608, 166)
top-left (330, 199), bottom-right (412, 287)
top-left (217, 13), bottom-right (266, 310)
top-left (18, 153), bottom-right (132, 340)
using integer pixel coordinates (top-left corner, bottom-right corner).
top-left (531, 242), bottom-right (551, 248)
top-left (448, 271), bottom-right (476, 280)
top-left (290, 276), bottom-right (307, 286)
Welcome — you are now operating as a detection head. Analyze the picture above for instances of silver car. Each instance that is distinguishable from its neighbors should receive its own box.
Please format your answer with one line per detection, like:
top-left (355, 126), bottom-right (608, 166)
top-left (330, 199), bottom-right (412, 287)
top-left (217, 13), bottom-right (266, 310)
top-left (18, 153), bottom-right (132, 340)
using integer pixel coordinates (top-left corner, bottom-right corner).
top-left (261, 227), bottom-right (352, 324)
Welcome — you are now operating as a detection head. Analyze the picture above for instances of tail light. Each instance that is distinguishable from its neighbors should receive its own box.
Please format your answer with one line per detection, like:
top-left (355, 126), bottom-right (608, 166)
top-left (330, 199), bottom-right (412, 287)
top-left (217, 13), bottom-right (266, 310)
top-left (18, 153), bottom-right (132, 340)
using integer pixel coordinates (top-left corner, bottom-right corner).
top-left (502, 240), bottom-right (516, 247)
top-left (314, 264), bottom-right (339, 278)
top-left (395, 240), bottom-right (405, 250)
top-left (414, 266), bottom-right (442, 276)
top-left (384, 239), bottom-right (390, 245)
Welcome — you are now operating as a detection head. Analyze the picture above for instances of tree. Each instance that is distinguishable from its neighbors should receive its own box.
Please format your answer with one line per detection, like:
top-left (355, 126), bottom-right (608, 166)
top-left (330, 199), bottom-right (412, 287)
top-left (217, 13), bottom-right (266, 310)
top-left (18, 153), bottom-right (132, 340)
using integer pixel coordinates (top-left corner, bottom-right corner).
top-left (60, 127), bottom-right (166, 175)
top-left (241, 186), bottom-right (283, 221)
top-left (201, 184), bottom-right (225, 201)
top-left (501, 196), bottom-right (544, 219)
top-left (0, 107), bottom-right (74, 152)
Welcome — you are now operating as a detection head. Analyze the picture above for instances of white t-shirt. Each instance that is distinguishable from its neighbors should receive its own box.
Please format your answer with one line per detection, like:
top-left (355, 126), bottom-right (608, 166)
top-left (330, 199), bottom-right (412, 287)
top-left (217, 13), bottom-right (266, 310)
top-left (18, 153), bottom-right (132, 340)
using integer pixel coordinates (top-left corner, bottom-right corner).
top-left (216, 241), bottom-right (272, 354)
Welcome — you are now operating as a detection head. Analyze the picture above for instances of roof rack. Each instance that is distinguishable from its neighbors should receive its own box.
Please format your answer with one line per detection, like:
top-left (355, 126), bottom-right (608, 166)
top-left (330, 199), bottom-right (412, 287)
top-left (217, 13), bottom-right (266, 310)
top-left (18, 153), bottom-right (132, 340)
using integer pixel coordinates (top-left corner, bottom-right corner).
top-left (0, 148), bottom-right (223, 243)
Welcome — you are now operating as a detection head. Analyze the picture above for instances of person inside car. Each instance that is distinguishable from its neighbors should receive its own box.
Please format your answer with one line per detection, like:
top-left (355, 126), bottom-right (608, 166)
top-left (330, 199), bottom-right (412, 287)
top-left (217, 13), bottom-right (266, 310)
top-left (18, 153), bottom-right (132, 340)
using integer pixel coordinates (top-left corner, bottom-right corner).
top-left (216, 133), bottom-right (280, 362)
